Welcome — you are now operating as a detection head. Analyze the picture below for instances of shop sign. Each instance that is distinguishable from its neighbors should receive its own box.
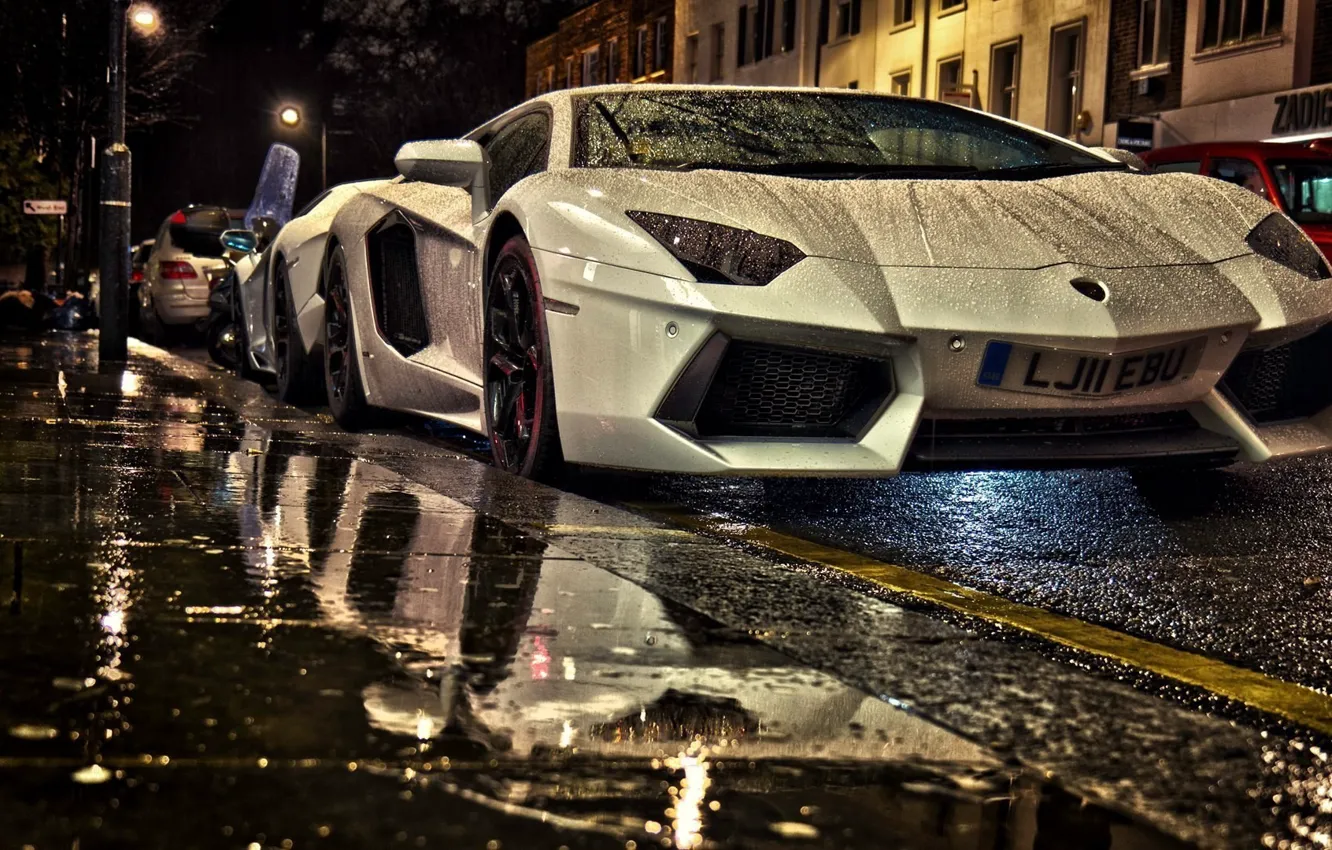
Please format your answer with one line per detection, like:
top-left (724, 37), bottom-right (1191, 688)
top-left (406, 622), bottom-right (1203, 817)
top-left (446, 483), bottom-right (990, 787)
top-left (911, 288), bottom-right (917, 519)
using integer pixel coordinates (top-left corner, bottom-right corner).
top-left (1271, 87), bottom-right (1332, 136)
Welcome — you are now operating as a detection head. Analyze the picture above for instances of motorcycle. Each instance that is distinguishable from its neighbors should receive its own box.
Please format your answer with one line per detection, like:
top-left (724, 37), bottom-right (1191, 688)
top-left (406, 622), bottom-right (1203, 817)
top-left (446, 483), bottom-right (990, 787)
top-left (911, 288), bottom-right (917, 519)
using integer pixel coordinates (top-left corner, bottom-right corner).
top-left (205, 218), bottom-right (277, 371)
top-left (205, 144), bottom-right (299, 372)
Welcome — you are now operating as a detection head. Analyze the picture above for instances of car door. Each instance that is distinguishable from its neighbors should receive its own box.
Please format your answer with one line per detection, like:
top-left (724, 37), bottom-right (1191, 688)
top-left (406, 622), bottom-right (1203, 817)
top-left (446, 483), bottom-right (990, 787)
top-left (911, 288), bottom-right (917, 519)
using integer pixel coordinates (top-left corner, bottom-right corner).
top-left (369, 109), bottom-right (553, 391)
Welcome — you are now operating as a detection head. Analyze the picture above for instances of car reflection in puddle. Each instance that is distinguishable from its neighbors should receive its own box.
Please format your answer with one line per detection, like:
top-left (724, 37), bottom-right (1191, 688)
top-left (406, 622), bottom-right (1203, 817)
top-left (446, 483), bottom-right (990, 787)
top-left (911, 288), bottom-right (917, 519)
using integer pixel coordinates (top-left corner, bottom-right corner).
top-left (223, 430), bottom-right (1192, 850)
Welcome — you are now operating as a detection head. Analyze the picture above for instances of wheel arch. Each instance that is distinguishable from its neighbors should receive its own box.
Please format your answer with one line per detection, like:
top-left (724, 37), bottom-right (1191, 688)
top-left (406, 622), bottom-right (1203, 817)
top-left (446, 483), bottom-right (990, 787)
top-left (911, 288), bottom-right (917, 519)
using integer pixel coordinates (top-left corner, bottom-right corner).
top-left (483, 211), bottom-right (527, 296)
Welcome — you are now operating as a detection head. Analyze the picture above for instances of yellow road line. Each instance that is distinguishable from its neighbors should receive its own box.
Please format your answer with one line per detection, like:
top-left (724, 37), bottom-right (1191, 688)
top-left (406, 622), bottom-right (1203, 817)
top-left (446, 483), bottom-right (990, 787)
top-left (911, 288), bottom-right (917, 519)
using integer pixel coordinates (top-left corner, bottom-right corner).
top-left (644, 505), bottom-right (1332, 735)
top-left (537, 523), bottom-right (697, 538)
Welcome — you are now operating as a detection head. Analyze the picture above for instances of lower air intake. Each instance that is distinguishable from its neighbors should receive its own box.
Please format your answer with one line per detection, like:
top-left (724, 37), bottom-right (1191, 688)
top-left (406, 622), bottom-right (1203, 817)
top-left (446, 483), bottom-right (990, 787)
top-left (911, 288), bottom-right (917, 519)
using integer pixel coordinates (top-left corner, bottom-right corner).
top-left (694, 341), bottom-right (892, 438)
top-left (1220, 324), bottom-right (1332, 423)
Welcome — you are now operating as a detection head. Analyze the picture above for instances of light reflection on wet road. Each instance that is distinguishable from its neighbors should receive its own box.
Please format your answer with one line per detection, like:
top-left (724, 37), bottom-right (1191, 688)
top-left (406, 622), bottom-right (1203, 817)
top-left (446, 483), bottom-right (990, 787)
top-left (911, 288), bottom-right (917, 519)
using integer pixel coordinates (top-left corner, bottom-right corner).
top-left (0, 335), bottom-right (1200, 848)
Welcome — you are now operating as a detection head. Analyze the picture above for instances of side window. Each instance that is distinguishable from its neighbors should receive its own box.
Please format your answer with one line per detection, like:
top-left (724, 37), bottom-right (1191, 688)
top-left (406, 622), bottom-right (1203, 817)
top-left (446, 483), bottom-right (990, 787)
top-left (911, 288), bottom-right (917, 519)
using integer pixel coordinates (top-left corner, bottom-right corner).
top-left (1150, 160), bottom-right (1201, 175)
top-left (1208, 157), bottom-right (1268, 200)
top-left (294, 189), bottom-right (333, 219)
top-left (484, 112), bottom-right (552, 207)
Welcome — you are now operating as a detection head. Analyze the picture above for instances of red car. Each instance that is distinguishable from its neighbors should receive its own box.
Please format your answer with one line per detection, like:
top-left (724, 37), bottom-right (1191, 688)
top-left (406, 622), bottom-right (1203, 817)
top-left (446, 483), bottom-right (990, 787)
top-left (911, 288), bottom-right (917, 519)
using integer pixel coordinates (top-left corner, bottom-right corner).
top-left (1142, 142), bottom-right (1332, 258)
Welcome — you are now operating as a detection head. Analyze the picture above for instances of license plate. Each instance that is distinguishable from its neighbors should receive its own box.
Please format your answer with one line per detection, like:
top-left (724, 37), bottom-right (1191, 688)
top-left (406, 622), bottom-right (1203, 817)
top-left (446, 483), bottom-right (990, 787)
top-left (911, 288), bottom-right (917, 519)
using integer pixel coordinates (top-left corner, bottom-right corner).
top-left (976, 338), bottom-right (1206, 397)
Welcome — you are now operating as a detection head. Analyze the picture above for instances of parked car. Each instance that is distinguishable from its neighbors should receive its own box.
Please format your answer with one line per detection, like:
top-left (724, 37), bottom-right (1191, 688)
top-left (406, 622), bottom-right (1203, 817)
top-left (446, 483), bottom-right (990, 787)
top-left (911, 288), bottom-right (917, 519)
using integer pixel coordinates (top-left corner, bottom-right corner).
top-left (238, 180), bottom-right (391, 399)
top-left (138, 206), bottom-right (233, 341)
top-left (1142, 142), bottom-right (1332, 258)
top-left (264, 85), bottom-right (1332, 481)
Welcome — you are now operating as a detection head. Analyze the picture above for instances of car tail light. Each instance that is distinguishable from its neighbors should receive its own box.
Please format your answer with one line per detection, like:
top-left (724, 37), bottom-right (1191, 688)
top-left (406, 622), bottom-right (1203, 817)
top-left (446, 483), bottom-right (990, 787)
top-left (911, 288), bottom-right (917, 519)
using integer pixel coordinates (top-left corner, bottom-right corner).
top-left (169, 210), bottom-right (187, 225)
top-left (130, 269), bottom-right (144, 283)
top-left (159, 260), bottom-right (198, 280)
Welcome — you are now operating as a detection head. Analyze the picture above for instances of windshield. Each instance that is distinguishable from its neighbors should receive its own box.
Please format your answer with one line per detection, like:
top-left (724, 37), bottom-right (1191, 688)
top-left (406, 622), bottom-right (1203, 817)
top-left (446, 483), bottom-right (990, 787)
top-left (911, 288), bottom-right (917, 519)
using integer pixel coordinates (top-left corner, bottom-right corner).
top-left (575, 91), bottom-right (1119, 179)
top-left (1270, 159), bottom-right (1332, 225)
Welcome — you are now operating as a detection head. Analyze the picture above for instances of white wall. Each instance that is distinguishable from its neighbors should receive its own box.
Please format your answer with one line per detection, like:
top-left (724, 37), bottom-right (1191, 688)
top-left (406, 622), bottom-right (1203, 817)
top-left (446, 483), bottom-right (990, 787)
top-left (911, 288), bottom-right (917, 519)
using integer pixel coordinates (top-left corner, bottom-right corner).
top-left (1179, 0), bottom-right (1313, 107)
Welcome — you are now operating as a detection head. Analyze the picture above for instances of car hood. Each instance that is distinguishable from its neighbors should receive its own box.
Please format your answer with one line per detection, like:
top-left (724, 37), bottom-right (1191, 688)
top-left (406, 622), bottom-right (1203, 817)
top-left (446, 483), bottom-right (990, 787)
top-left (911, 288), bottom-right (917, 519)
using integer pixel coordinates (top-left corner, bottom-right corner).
top-left (543, 169), bottom-right (1265, 272)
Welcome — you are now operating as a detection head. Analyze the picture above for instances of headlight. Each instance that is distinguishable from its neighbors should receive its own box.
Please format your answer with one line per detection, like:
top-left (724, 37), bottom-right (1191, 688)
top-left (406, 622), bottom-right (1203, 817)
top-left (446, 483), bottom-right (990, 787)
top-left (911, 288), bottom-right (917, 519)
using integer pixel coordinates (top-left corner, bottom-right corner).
top-left (1246, 213), bottom-right (1331, 281)
top-left (626, 211), bottom-right (805, 286)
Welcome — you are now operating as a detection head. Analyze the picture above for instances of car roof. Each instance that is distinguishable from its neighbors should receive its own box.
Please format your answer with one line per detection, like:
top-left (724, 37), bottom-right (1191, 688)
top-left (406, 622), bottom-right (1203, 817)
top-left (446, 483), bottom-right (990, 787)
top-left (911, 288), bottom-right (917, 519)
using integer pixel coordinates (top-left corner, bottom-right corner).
top-left (1143, 141), bottom-right (1332, 162)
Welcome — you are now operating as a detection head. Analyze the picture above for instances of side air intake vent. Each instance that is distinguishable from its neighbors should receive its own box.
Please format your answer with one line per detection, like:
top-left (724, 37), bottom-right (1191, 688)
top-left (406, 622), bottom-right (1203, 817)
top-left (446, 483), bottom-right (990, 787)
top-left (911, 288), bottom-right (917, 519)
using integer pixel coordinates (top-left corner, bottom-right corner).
top-left (367, 216), bottom-right (429, 358)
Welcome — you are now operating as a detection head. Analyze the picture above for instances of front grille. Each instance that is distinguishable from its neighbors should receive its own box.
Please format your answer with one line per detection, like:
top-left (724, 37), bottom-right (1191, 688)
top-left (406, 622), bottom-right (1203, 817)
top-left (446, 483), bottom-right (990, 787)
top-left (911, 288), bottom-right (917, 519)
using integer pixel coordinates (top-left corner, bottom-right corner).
top-left (923, 411), bottom-right (1199, 438)
top-left (1220, 325), bottom-right (1332, 423)
top-left (694, 341), bottom-right (891, 438)
top-left (367, 220), bottom-right (429, 357)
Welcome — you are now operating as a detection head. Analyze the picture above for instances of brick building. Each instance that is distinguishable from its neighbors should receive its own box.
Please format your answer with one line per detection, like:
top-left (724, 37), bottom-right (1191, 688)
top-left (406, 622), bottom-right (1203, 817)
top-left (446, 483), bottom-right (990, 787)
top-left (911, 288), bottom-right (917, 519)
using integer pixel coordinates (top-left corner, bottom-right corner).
top-left (525, 0), bottom-right (676, 98)
top-left (1104, 0), bottom-right (1332, 148)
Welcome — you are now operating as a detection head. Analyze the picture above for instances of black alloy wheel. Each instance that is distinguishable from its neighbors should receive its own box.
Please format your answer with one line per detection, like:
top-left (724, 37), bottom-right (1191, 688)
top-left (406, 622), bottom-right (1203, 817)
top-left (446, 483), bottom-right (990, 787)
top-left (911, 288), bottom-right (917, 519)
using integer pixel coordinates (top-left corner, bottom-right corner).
top-left (484, 236), bottom-right (562, 480)
top-left (322, 246), bottom-right (374, 429)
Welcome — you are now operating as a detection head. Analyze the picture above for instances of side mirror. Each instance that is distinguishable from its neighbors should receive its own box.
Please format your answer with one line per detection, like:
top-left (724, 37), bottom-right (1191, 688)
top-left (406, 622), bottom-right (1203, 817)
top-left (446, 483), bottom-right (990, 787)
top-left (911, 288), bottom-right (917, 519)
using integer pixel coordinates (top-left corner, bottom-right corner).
top-left (220, 229), bottom-right (258, 254)
top-left (1091, 147), bottom-right (1149, 172)
top-left (394, 139), bottom-right (490, 221)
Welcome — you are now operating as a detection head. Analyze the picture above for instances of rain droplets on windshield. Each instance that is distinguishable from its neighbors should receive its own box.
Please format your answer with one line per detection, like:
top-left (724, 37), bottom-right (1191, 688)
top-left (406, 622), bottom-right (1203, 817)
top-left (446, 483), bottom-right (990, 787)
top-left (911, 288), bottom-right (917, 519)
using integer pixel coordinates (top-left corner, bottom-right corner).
top-left (576, 90), bottom-right (1121, 179)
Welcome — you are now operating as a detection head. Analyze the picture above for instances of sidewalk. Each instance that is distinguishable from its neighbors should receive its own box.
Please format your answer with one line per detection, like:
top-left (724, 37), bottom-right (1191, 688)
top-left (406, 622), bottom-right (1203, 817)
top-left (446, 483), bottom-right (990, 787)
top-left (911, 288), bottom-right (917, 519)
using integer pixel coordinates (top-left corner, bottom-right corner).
top-left (0, 332), bottom-right (1240, 848)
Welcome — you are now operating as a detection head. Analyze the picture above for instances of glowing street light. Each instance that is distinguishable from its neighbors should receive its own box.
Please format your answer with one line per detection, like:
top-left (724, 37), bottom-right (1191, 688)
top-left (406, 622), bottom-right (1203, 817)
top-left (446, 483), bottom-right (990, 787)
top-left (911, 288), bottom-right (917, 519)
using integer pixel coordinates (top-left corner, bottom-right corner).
top-left (276, 104), bottom-right (331, 190)
top-left (128, 3), bottom-right (159, 35)
top-left (100, 0), bottom-right (164, 363)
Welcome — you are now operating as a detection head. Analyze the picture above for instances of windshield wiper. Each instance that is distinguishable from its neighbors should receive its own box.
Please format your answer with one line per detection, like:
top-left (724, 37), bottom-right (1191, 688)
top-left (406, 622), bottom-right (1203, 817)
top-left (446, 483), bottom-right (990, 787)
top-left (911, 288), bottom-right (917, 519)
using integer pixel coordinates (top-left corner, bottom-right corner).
top-left (642, 161), bottom-right (978, 178)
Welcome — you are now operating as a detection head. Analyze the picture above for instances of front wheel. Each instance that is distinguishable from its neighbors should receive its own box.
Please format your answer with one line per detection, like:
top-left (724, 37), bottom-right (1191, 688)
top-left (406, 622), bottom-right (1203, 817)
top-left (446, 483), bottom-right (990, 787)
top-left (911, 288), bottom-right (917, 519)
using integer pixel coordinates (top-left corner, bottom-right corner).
top-left (484, 235), bottom-right (563, 481)
top-left (206, 319), bottom-right (239, 369)
top-left (323, 246), bottom-right (376, 430)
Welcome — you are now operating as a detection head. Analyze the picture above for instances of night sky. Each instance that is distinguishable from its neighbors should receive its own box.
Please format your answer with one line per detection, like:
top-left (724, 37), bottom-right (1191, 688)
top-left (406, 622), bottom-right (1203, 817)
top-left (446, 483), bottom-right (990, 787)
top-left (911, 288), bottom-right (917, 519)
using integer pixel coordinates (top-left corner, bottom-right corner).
top-left (126, 0), bottom-right (574, 243)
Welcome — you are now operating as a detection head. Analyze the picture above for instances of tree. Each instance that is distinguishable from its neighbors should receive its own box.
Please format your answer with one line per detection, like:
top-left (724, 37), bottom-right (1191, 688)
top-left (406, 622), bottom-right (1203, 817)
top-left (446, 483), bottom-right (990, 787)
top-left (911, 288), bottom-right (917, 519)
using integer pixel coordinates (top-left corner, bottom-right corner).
top-left (0, 135), bottom-right (60, 266)
top-left (0, 0), bottom-right (225, 287)
top-left (319, 0), bottom-right (583, 179)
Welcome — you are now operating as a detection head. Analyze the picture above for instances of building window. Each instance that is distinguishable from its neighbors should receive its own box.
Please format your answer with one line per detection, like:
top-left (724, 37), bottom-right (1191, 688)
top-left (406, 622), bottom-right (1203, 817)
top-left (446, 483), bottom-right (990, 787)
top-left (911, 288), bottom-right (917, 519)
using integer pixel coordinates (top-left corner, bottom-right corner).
top-left (1047, 21), bottom-right (1083, 137)
top-left (1200, 0), bottom-right (1281, 49)
top-left (937, 55), bottom-right (963, 99)
top-left (754, 0), bottom-right (776, 61)
top-left (711, 22), bottom-right (726, 79)
top-left (684, 33), bottom-right (699, 82)
top-left (891, 69), bottom-right (912, 95)
top-left (990, 41), bottom-right (1020, 119)
top-left (634, 25), bottom-right (648, 78)
top-left (582, 46), bottom-right (601, 86)
top-left (1138, 0), bottom-right (1172, 67)
top-left (564, 56), bottom-right (575, 88)
top-left (846, 80), bottom-right (858, 89)
top-left (894, 0), bottom-right (915, 26)
top-left (738, 4), bottom-right (750, 66)
top-left (606, 39), bottom-right (620, 83)
top-left (782, 0), bottom-right (797, 50)
top-left (653, 17), bottom-right (668, 73)
top-left (835, 0), bottom-right (862, 37)
top-left (939, 0), bottom-right (965, 10)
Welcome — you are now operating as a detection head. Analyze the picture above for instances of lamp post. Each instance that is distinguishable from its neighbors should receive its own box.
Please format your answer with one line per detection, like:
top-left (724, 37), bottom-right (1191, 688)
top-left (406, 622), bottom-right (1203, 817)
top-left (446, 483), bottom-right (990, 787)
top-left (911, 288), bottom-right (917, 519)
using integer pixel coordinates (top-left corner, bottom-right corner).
top-left (97, 1), bottom-right (159, 364)
top-left (277, 104), bottom-right (327, 191)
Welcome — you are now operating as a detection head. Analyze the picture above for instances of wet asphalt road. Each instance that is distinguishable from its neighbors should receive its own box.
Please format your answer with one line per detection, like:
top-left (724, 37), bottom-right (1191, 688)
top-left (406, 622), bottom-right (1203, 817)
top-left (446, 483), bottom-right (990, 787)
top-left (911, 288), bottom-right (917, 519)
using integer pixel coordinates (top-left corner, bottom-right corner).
top-left (5, 334), bottom-right (1332, 849)
top-left (597, 455), bottom-right (1332, 697)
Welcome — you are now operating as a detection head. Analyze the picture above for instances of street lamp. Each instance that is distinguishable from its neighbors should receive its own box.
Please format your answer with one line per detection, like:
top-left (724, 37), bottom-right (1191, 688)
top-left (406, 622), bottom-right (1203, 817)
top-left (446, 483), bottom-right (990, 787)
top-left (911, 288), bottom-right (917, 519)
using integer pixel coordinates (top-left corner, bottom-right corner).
top-left (96, 0), bottom-right (161, 364)
top-left (276, 104), bottom-right (328, 191)
top-left (129, 4), bottom-right (159, 34)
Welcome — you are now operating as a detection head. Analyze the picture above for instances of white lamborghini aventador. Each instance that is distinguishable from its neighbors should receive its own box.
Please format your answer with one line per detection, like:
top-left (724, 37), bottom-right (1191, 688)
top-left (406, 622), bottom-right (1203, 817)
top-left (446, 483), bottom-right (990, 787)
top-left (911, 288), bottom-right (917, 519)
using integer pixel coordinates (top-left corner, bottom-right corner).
top-left (248, 85), bottom-right (1332, 480)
